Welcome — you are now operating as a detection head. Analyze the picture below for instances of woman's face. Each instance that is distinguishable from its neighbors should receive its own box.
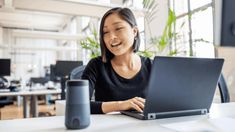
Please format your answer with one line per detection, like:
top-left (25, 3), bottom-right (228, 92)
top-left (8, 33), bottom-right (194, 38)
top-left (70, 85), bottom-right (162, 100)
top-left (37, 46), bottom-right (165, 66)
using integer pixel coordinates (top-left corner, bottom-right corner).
top-left (103, 13), bottom-right (137, 56)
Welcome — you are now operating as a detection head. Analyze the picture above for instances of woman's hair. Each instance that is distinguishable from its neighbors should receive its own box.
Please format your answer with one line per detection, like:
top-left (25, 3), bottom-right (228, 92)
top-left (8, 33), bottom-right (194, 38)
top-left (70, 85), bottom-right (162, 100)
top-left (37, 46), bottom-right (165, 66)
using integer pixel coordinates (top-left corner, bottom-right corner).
top-left (99, 7), bottom-right (140, 62)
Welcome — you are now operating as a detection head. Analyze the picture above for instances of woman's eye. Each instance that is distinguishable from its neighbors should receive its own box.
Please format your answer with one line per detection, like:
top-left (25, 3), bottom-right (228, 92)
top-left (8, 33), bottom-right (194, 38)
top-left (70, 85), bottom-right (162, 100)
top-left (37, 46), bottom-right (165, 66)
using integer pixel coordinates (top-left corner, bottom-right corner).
top-left (116, 27), bottom-right (123, 31)
top-left (103, 31), bottom-right (109, 35)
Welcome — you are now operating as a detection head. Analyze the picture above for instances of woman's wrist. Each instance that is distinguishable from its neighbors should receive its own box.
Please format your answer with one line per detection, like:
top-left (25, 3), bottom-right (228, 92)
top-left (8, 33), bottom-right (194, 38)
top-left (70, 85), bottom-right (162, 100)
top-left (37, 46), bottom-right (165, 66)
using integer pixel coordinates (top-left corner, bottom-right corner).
top-left (101, 101), bottom-right (124, 113)
top-left (116, 101), bottom-right (123, 111)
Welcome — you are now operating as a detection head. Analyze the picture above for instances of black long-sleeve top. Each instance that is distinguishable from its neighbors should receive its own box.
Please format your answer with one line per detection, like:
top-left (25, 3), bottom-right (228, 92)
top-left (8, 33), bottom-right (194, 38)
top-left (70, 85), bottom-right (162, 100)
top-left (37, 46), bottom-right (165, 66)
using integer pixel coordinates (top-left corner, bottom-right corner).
top-left (81, 56), bottom-right (152, 114)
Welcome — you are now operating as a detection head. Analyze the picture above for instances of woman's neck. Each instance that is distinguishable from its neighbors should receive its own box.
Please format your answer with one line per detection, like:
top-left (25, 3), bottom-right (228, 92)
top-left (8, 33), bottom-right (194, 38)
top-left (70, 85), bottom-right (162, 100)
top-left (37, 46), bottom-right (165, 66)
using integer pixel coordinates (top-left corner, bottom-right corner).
top-left (111, 52), bottom-right (141, 79)
top-left (112, 53), bottom-right (138, 69)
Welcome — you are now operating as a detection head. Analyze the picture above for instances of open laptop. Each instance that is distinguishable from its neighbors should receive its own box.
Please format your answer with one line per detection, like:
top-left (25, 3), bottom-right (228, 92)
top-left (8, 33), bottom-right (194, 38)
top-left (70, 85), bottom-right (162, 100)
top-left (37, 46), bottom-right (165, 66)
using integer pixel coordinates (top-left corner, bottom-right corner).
top-left (121, 56), bottom-right (224, 120)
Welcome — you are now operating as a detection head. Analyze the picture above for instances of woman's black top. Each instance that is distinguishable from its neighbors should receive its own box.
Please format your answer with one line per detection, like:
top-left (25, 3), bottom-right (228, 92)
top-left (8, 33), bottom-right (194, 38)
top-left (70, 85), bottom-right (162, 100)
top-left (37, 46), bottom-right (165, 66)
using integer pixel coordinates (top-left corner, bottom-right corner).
top-left (81, 56), bottom-right (152, 114)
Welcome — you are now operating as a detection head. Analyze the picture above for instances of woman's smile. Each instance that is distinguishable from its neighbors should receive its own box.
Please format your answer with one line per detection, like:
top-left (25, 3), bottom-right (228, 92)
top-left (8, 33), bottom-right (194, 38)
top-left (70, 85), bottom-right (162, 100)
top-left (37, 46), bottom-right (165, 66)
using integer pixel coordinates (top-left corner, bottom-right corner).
top-left (111, 42), bottom-right (122, 48)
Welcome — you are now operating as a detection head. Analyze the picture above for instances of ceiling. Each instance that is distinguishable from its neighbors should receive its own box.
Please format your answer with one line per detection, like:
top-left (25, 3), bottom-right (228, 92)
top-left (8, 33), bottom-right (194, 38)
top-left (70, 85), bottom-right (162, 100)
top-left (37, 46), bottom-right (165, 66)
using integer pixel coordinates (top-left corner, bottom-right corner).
top-left (0, 0), bottom-right (144, 42)
top-left (0, 9), bottom-right (72, 32)
top-left (0, 0), bottom-right (144, 32)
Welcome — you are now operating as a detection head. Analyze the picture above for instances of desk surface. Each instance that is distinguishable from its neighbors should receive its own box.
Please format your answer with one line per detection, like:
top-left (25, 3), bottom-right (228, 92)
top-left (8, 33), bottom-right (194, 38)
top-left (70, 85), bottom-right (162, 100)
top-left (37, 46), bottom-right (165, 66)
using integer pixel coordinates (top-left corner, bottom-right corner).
top-left (0, 89), bottom-right (61, 96)
top-left (1, 103), bottom-right (235, 132)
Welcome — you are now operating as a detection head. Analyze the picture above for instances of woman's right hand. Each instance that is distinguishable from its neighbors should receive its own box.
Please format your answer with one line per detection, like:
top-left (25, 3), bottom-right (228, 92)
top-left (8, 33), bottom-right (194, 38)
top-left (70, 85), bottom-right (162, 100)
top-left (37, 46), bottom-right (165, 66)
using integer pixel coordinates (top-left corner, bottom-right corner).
top-left (117, 97), bottom-right (145, 112)
top-left (101, 97), bottom-right (145, 113)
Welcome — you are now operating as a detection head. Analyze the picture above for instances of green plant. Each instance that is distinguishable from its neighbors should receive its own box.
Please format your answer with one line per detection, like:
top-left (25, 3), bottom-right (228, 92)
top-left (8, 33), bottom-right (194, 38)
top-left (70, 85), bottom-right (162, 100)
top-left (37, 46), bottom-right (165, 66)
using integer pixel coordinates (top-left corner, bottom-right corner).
top-left (153, 9), bottom-right (177, 55)
top-left (80, 27), bottom-right (101, 58)
top-left (139, 2), bottom-right (180, 57)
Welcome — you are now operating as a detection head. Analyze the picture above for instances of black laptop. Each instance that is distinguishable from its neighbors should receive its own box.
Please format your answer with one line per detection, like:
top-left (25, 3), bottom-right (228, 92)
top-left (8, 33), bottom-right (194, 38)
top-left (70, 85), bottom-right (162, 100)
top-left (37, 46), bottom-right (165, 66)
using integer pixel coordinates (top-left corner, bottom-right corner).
top-left (121, 56), bottom-right (224, 120)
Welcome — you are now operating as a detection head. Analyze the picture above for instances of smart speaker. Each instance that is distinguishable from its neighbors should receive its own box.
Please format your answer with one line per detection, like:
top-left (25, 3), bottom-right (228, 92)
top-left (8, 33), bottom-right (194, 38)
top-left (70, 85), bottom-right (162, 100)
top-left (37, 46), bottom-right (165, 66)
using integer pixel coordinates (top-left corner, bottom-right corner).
top-left (65, 80), bottom-right (90, 129)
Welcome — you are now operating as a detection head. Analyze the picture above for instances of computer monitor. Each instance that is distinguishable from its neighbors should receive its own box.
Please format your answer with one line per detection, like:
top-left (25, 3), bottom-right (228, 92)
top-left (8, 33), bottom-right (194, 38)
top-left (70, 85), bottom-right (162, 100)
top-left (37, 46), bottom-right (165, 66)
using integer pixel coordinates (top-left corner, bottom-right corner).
top-left (0, 59), bottom-right (11, 76)
top-left (50, 64), bottom-right (59, 82)
top-left (214, 0), bottom-right (235, 46)
top-left (55, 60), bottom-right (83, 77)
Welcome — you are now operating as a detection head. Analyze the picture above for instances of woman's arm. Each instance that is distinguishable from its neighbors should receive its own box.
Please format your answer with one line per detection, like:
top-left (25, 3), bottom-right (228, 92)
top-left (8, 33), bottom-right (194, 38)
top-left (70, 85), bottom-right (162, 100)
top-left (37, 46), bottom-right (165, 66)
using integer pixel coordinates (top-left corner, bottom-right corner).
top-left (101, 97), bottom-right (145, 113)
top-left (82, 57), bottom-right (146, 114)
top-left (81, 58), bottom-right (103, 114)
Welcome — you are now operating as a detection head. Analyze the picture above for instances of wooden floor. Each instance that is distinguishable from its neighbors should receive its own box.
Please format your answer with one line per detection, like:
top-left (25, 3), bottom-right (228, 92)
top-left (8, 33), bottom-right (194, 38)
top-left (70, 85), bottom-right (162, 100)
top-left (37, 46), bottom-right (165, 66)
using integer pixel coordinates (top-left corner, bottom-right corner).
top-left (0, 101), bottom-right (56, 120)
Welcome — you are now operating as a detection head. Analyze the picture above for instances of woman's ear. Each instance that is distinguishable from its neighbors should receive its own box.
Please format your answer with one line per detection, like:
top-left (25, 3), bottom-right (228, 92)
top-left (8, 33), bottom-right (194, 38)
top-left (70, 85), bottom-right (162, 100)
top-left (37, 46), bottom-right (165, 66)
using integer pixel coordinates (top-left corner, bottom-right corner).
top-left (133, 26), bottom-right (138, 37)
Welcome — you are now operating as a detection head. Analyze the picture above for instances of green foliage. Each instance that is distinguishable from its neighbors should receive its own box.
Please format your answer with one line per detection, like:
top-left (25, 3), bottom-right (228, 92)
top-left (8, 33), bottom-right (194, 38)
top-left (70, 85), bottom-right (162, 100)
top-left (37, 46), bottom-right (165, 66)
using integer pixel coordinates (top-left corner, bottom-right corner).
top-left (80, 28), bottom-right (101, 58)
top-left (137, 50), bottom-right (154, 58)
top-left (139, 7), bottom-right (179, 57)
top-left (156, 9), bottom-right (178, 55)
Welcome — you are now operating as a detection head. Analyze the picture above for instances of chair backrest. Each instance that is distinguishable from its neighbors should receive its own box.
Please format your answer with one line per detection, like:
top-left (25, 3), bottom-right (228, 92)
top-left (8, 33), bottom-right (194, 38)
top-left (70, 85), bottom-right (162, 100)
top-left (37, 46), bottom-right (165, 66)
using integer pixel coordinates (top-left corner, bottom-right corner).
top-left (218, 74), bottom-right (230, 103)
top-left (69, 65), bottom-right (96, 100)
top-left (70, 65), bottom-right (86, 79)
top-left (59, 65), bottom-right (86, 100)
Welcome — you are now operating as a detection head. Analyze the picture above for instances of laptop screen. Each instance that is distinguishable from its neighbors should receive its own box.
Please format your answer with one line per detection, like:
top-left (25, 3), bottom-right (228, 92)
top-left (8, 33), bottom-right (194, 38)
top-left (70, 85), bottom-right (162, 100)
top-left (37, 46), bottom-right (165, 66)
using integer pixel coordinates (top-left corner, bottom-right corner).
top-left (143, 56), bottom-right (224, 115)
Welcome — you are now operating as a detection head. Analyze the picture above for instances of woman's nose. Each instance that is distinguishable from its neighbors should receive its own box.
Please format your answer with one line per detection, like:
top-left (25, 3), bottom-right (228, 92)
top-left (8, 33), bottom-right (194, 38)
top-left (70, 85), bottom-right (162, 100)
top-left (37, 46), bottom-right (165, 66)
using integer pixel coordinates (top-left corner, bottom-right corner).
top-left (109, 32), bottom-right (117, 43)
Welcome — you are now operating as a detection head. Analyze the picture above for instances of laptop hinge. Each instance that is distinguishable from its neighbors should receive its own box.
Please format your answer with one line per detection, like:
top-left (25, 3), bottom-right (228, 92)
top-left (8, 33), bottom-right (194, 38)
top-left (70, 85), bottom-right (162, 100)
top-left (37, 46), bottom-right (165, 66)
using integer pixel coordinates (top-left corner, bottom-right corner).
top-left (147, 109), bottom-right (208, 120)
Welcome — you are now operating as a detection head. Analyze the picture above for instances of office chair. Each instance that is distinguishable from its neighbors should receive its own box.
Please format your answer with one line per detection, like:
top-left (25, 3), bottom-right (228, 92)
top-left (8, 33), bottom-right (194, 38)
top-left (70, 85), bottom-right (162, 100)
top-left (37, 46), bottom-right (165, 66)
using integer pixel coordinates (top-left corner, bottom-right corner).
top-left (54, 65), bottom-right (86, 100)
top-left (70, 65), bottom-right (96, 101)
top-left (49, 65), bottom-right (86, 104)
top-left (218, 74), bottom-right (230, 103)
top-left (57, 65), bottom-right (86, 99)
top-left (70, 65), bottom-right (86, 79)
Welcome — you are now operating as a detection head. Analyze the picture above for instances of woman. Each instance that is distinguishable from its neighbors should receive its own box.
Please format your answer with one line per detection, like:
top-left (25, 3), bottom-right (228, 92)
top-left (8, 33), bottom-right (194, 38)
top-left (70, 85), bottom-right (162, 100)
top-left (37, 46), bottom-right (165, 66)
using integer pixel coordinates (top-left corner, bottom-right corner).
top-left (82, 7), bottom-right (152, 114)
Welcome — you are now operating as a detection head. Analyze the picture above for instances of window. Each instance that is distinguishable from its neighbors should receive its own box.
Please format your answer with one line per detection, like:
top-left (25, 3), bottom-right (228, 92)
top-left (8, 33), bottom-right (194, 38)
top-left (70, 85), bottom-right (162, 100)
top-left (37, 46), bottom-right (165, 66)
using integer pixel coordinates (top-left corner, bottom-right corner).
top-left (170, 0), bottom-right (214, 57)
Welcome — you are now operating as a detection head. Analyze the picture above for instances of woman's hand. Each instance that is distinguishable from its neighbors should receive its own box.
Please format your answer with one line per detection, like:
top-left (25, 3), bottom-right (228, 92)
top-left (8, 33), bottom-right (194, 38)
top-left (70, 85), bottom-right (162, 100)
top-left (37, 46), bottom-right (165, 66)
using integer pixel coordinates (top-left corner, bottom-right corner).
top-left (117, 97), bottom-right (145, 112)
top-left (101, 97), bottom-right (145, 113)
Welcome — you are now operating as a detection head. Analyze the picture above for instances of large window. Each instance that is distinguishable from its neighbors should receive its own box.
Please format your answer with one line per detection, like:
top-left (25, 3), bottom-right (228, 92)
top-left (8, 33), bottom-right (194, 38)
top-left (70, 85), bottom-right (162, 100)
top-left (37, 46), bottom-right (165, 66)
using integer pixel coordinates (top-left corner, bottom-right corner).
top-left (170, 0), bottom-right (214, 57)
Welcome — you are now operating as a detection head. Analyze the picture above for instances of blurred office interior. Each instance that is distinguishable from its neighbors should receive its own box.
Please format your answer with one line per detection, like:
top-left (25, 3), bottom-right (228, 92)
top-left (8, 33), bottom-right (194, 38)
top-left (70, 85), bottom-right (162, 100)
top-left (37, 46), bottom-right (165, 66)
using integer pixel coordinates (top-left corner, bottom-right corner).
top-left (0, 0), bottom-right (235, 120)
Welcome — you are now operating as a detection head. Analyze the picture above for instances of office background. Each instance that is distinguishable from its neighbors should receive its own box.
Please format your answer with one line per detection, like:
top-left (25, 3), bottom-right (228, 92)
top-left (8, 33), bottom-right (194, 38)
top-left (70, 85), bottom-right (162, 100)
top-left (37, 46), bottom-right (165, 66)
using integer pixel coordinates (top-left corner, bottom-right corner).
top-left (0, 0), bottom-right (235, 120)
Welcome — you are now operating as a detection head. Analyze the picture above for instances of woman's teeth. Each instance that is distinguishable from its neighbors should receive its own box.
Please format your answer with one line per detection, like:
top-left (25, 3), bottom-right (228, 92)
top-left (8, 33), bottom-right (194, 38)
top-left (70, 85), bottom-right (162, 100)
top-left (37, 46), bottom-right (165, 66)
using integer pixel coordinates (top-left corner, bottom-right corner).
top-left (111, 43), bottom-right (121, 47)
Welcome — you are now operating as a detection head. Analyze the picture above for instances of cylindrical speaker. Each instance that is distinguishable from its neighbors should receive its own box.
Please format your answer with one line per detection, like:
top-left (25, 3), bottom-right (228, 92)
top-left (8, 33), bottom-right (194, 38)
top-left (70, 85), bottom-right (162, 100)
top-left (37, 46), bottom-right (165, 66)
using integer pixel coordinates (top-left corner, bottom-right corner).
top-left (65, 80), bottom-right (90, 129)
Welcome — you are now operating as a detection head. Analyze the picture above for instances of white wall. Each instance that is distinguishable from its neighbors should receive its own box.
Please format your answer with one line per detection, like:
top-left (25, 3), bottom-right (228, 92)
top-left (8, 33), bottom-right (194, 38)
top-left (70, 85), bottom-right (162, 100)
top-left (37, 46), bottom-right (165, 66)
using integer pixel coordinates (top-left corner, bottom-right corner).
top-left (0, 26), bottom-right (3, 57)
top-left (144, 0), bottom-right (168, 49)
top-left (0, 26), bottom-right (2, 44)
top-left (216, 47), bottom-right (235, 102)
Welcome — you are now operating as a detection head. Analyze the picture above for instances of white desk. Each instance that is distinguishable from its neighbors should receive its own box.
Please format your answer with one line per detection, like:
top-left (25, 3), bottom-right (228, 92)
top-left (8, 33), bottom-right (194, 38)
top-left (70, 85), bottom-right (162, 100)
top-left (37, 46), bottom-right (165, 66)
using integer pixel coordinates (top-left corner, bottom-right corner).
top-left (0, 102), bottom-right (235, 132)
top-left (0, 89), bottom-right (61, 118)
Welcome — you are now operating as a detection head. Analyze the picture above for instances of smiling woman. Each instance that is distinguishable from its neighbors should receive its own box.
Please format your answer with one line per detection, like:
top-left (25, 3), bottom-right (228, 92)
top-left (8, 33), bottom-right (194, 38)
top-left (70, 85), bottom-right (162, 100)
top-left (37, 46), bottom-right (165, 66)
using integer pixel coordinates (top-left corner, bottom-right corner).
top-left (100, 7), bottom-right (141, 62)
top-left (102, 13), bottom-right (137, 57)
top-left (80, 7), bottom-right (152, 114)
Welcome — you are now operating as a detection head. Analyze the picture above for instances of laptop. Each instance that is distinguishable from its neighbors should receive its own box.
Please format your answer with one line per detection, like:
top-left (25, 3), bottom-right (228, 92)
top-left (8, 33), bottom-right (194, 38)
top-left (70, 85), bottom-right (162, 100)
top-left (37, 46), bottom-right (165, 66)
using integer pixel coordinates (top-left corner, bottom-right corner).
top-left (121, 56), bottom-right (224, 120)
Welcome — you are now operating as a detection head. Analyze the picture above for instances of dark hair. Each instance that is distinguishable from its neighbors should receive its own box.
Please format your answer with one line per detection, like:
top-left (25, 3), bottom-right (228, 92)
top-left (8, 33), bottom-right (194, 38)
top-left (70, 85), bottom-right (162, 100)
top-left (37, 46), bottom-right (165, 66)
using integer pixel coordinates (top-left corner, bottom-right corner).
top-left (99, 7), bottom-right (140, 62)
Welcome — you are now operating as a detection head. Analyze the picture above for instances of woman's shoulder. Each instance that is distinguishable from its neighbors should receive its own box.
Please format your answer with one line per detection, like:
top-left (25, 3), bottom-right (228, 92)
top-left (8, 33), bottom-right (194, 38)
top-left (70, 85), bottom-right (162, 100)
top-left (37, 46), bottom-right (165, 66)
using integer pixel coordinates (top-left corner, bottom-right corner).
top-left (139, 56), bottom-right (153, 72)
top-left (85, 56), bottom-right (108, 70)
top-left (87, 56), bottom-right (103, 65)
top-left (140, 56), bottom-right (153, 65)
top-left (83, 56), bottom-right (103, 75)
